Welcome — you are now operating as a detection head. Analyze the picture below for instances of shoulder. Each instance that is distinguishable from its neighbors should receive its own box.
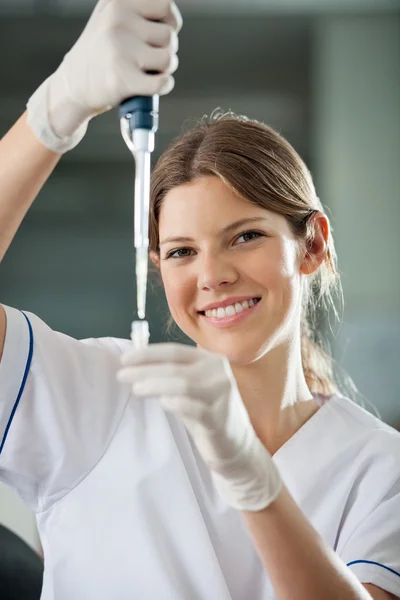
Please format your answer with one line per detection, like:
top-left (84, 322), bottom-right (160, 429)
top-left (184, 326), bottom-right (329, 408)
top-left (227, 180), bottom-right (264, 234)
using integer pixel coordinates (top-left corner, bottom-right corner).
top-left (332, 399), bottom-right (400, 595)
top-left (321, 396), bottom-right (400, 491)
top-left (275, 393), bottom-right (400, 500)
top-left (0, 304), bottom-right (133, 390)
top-left (20, 305), bottom-right (133, 362)
top-left (328, 394), bottom-right (400, 462)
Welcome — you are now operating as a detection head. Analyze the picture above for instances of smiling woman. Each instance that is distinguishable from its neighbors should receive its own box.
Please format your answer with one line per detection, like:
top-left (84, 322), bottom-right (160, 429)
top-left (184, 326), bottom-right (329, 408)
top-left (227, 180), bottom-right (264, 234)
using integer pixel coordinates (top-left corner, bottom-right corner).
top-left (150, 112), bottom-right (339, 393)
top-left (138, 112), bottom-right (400, 600)
top-left (0, 3), bottom-right (400, 596)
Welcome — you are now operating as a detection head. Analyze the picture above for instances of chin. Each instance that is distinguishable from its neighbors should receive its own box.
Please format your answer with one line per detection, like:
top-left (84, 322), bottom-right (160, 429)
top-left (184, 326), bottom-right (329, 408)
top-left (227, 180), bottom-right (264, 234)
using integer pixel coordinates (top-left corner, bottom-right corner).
top-left (195, 329), bottom-right (276, 366)
top-left (174, 308), bottom-right (291, 365)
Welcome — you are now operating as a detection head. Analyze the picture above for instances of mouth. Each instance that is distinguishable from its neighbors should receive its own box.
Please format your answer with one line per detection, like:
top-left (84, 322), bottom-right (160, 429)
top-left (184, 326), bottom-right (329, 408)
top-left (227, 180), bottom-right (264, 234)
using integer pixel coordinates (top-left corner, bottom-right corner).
top-left (198, 297), bottom-right (262, 329)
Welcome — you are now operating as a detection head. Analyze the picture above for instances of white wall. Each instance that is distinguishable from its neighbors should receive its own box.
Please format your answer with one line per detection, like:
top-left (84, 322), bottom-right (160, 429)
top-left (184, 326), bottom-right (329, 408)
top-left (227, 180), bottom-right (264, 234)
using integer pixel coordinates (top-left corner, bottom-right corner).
top-left (0, 483), bottom-right (39, 551)
top-left (313, 15), bottom-right (400, 423)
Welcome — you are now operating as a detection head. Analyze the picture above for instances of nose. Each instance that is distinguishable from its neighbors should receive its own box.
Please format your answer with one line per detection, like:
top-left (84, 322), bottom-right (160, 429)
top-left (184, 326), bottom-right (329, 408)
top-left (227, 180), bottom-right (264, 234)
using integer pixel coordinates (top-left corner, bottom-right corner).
top-left (197, 252), bottom-right (239, 291)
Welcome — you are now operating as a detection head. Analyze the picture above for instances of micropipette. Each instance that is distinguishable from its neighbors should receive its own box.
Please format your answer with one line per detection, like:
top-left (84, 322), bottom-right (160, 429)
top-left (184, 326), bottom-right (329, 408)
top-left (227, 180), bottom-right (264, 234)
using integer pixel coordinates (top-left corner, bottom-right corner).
top-left (120, 95), bottom-right (159, 345)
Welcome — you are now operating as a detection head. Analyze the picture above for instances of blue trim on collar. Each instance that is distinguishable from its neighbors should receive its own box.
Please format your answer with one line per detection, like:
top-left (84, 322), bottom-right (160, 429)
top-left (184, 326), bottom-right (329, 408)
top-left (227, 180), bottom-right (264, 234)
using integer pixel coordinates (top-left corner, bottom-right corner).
top-left (347, 560), bottom-right (400, 578)
top-left (0, 311), bottom-right (34, 454)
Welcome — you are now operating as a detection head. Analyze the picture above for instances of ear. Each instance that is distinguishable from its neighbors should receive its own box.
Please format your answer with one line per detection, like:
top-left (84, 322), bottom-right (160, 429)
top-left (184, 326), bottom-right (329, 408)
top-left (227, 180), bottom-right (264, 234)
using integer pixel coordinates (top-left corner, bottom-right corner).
top-left (149, 250), bottom-right (160, 269)
top-left (300, 212), bottom-right (329, 275)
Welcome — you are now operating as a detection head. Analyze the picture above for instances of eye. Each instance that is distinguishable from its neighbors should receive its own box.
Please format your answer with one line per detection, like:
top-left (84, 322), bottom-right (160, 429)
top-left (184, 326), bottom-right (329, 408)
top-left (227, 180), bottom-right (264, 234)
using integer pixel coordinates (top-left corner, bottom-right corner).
top-left (235, 230), bottom-right (264, 244)
top-left (165, 247), bottom-right (195, 260)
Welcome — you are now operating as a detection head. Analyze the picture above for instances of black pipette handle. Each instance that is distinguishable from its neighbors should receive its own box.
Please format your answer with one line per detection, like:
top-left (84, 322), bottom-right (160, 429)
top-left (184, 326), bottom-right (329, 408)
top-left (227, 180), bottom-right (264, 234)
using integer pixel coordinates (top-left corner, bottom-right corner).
top-left (119, 96), bottom-right (159, 134)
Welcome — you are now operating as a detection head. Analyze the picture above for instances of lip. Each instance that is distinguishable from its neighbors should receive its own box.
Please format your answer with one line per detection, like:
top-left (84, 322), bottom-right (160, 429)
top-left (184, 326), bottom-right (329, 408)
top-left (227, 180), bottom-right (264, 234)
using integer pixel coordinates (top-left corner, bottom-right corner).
top-left (199, 298), bottom-right (262, 329)
top-left (197, 295), bottom-right (261, 313)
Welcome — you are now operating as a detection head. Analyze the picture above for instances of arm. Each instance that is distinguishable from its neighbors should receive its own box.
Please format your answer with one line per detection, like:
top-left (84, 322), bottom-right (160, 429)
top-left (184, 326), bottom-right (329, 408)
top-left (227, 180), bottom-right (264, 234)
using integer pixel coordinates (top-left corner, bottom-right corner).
top-left (0, 305), bottom-right (5, 361)
top-left (242, 485), bottom-right (395, 600)
top-left (0, 113), bottom-right (61, 357)
top-left (364, 585), bottom-right (397, 600)
top-left (0, 112), bottom-right (60, 264)
top-left (0, 0), bottom-right (181, 360)
top-left (117, 344), bottom-right (400, 600)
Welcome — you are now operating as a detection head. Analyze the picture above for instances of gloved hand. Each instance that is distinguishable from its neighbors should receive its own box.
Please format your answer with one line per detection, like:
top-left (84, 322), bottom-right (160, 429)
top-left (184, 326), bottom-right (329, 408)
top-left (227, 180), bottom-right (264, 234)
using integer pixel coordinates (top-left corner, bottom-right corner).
top-left (117, 343), bottom-right (282, 512)
top-left (27, 0), bottom-right (181, 154)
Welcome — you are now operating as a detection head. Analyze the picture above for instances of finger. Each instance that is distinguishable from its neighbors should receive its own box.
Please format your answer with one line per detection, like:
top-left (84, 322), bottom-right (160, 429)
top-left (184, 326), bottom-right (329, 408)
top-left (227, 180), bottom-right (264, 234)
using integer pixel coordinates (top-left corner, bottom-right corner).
top-left (165, 2), bottom-right (183, 32)
top-left (120, 343), bottom-right (199, 367)
top-left (136, 43), bottom-right (178, 75)
top-left (131, 72), bottom-right (175, 96)
top-left (130, 377), bottom-right (192, 399)
top-left (139, 19), bottom-right (179, 52)
top-left (137, 0), bottom-right (174, 25)
top-left (126, 381), bottom-right (209, 426)
top-left (155, 74), bottom-right (175, 96)
top-left (159, 396), bottom-right (208, 423)
top-left (117, 363), bottom-right (193, 385)
top-left (158, 396), bottom-right (220, 433)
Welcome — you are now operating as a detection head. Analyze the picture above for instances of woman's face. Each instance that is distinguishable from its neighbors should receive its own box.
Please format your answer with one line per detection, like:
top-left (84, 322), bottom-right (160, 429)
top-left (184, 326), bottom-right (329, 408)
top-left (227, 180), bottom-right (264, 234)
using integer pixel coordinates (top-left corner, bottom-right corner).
top-left (155, 176), bottom-right (304, 365)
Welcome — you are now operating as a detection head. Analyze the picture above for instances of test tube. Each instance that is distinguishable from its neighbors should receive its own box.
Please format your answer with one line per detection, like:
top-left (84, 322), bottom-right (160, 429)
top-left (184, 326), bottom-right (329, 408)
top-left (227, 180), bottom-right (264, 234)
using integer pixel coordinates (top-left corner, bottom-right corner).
top-left (131, 319), bottom-right (150, 349)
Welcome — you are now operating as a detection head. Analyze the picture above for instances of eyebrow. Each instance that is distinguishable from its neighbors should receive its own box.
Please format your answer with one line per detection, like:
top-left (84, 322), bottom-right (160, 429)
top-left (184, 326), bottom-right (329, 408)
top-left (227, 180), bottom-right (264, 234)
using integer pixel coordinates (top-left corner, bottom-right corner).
top-left (159, 217), bottom-right (266, 246)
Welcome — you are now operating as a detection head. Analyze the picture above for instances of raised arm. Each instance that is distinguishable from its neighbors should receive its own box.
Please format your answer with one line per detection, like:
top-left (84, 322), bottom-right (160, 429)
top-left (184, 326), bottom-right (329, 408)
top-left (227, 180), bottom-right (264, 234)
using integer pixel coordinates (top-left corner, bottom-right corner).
top-left (0, 113), bottom-right (61, 264)
top-left (0, 0), bottom-right (181, 359)
top-left (0, 115), bottom-right (61, 357)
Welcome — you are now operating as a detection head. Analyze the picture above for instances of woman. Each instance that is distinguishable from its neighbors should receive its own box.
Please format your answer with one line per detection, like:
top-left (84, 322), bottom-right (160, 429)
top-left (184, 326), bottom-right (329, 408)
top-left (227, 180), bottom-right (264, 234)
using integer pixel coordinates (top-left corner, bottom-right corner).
top-left (0, 1), bottom-right (399, 599)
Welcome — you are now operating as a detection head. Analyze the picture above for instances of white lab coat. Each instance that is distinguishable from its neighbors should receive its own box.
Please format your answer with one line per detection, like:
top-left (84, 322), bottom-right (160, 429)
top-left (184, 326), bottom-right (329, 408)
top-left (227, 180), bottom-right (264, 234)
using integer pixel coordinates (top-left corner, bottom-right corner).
top-left (1, 305), bottom-right (400, 599)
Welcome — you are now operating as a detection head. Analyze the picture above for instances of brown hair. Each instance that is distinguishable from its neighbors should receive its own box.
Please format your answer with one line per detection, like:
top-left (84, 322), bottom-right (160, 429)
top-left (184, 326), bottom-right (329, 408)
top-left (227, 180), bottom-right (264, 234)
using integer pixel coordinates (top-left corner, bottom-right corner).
top-left (150, 111), bottom-right (342, 396)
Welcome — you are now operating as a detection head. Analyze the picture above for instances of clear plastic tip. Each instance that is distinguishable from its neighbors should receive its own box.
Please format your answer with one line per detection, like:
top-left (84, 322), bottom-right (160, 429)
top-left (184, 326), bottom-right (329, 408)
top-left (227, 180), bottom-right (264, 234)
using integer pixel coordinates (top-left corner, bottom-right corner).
top-left (135, 246), bottom-right (148, 321)
top-left (131, 320), bottom-right (150, 349)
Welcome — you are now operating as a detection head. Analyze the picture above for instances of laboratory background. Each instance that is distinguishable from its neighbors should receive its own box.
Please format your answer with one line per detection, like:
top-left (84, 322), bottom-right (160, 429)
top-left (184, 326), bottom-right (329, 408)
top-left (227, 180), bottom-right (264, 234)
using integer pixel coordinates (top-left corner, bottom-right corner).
top-left (0, 0), bottom-right (399, 561)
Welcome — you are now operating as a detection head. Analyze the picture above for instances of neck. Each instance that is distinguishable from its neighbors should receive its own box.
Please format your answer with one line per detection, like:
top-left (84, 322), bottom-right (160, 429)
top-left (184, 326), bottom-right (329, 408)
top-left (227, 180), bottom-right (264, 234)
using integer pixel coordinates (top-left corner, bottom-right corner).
top-left (231, 336), bottom-right (319, 456)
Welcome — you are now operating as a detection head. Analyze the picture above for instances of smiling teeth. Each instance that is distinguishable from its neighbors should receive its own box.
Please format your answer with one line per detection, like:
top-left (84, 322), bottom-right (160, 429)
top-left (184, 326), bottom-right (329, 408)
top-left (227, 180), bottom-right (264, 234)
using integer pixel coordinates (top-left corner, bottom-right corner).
top-left (205, 298), bottom-right (259, 318)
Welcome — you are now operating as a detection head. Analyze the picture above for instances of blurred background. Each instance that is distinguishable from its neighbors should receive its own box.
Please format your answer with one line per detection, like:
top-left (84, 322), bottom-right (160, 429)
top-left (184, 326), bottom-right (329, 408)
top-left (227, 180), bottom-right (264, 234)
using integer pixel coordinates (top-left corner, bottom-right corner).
top-left (0, 0), bottom-right (399, 557)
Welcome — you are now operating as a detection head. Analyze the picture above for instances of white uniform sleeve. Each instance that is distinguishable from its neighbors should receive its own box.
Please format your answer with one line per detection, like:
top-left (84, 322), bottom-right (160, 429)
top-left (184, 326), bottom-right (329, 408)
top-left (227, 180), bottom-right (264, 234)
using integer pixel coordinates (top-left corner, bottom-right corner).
top-left (0, 305), bottom-right (131, 512)
top-left (339, 445), bottom-right (400, 597)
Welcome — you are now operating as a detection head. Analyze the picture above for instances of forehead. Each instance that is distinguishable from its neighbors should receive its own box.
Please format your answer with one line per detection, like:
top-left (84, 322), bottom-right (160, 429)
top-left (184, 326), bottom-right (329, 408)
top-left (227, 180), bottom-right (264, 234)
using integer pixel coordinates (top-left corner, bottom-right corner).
top-left (159, 176), bottom-right (285, 236)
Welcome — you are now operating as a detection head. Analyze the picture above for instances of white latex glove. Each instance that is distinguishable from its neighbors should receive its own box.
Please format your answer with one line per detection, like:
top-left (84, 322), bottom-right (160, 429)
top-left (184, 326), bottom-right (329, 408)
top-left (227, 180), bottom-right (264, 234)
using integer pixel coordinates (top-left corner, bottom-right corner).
top-left (117, 343), bottom-right (282, 512)
top-left (27, 0), bottom-right (181, 154)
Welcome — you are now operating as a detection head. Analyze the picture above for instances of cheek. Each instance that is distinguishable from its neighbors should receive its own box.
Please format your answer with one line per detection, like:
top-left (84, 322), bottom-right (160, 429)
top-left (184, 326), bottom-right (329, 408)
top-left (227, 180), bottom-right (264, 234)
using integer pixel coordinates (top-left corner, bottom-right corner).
top-left (277, 242), bottom-right (303, 315)
top-left (259, 239), bottom-right (298, 289)
top-left (260, 241), bottom-right (302, 324)
top-left (161, 267), bottom-right (194, 321)
top-left (280, 238), bottom-right (298, 279)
